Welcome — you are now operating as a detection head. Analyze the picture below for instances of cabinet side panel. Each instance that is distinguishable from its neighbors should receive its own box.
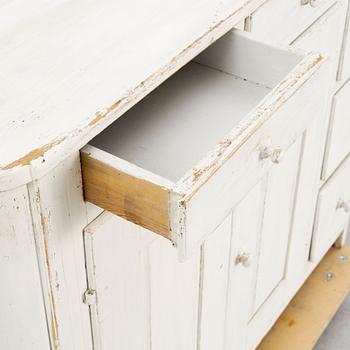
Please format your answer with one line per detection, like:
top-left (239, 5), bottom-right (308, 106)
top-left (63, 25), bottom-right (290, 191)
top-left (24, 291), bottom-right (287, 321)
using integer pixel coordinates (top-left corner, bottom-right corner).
top-left (0, 185), bottom-right (50, 349)
top-left (28, 152), bottom-right (93, 350)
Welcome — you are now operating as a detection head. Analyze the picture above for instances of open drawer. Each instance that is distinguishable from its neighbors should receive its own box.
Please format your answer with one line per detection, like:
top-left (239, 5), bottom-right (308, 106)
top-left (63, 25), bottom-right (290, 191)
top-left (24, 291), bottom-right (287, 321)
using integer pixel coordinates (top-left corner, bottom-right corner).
top-left (81, 30), bottom-right (326, 259)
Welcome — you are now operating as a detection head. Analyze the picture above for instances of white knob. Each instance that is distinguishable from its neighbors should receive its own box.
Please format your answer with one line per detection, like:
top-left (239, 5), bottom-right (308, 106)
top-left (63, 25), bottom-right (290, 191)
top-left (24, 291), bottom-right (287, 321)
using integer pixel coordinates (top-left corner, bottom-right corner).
top-left (235, 252), bottom-right (251, 268)
top-left (259, 146), bottom-right (282, 164)
top-left (337, 199), bottom-right (350, 213)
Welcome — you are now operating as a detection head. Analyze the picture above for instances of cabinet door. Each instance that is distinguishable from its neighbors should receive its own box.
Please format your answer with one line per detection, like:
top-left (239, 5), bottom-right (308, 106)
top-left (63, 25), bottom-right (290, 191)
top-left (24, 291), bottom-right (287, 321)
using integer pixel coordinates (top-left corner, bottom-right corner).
top-left (226, 135), bottom-right (303, 350)
top-left (199, 106), bottom-right (327, 350)
top-left (198, 134), bottom-right (305, 350)
top-left (83, 212), bottom-right (200, 350)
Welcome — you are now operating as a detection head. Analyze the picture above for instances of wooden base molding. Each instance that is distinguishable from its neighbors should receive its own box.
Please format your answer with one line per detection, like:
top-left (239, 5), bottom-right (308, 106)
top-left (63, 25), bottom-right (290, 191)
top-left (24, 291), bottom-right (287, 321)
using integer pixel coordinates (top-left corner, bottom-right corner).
top-left (257, 245), bottom-right (350, 350)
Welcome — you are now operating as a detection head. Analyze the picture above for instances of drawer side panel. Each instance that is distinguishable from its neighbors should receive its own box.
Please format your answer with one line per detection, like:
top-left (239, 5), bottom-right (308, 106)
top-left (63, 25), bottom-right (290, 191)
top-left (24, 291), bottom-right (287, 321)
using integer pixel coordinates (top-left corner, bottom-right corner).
top-left (81, 151), bottom-right (171, 238)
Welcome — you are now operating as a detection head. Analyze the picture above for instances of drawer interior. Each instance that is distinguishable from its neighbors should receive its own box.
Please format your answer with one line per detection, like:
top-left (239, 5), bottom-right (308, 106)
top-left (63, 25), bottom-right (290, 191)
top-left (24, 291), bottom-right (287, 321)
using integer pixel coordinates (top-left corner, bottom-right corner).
top-left (90, 62), bottom-right (269, 182)
top-left (89, 30), bottom-right (302, 182)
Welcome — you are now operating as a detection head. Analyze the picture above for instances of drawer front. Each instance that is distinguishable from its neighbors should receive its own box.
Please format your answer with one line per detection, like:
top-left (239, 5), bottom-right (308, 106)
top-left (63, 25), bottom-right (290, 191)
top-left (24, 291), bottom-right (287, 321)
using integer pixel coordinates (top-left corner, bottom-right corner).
top-left (248, 0), bottom-right (336, 45)
top-left (323, 79), bottom-right (350, 178)
top-left (311, 154), bottom-right (350, 261)
top-left (290, 2), bottom-right (345, 85)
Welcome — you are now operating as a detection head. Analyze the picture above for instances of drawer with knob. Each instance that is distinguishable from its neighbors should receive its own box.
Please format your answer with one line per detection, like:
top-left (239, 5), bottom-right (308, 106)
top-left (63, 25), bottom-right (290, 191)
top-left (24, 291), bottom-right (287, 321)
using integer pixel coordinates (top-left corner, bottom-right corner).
top-left (311, 153), bottom-right (350, 261)
top-left (81, 30), bottom-right (327, 259)
top-left (246, 0), bottom-right (337, 46)
top-left (323, 78), bottom-right (350, 179)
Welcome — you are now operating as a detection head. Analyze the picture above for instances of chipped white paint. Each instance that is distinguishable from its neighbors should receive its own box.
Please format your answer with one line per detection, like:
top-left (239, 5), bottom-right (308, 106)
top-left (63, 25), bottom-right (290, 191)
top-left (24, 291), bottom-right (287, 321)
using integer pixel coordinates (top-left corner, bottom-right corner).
top-left (27, 153), bottom-right (93, 350)
top-left (0, 0), bottom-right (268, 191)
top-left (1, 0), bottom-right (350, 349)
top-left (83, 212), bottom-right (200, 350)
top-left (0, 186), bottom-right (50, 350)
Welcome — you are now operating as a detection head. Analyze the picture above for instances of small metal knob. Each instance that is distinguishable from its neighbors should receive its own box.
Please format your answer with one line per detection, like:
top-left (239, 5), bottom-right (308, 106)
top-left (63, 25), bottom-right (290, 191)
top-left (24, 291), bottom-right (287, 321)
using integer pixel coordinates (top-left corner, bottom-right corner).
top-left (336, 199), bottom-right (350, 213)
top-left (301, 0), bottom-right (310, 5)
top-left (259, 146), bottom-right (282, 164)
top-left (235, 252), bottom-right (251, 267)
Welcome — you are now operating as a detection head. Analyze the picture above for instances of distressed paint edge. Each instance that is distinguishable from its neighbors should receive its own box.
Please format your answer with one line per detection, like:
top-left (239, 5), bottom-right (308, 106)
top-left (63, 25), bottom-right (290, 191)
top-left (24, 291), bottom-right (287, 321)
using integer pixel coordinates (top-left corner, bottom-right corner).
top-left (169, 191), bottom-right (188, 261)
top-left (27, 181), bottom-right (61, 350)
top-left (174, 51), bottom-right (327, 201)
top-left (0, 0), bottom-right (266, 192)
top-left (83, 217), bottom-right (103, 350)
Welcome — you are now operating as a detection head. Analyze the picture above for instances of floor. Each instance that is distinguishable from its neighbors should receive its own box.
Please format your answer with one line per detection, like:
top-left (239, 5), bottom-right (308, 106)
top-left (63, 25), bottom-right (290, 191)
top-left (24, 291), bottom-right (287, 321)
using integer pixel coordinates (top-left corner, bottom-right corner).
top-left (314, 232), bottom-right (350, 350)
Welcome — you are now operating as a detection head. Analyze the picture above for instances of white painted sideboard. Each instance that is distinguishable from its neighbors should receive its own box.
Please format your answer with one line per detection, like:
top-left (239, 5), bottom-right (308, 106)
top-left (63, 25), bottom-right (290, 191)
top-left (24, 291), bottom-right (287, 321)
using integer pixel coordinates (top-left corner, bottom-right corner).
top-left (1, 1), bottom-right (350, 349)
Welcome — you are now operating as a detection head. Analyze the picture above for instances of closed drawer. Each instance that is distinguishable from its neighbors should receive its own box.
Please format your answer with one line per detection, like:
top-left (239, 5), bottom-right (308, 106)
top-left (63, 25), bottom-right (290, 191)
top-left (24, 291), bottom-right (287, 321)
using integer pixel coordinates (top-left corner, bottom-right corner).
top-left (247, 0), bottom-right (336, 45)
top-left (338, 1), bottom-right (350, 81)
top-left (311, 154), bottom-right (350, 261)
top-left (290, 3), bottom-right (343, 64)
top-left (323, 78), bottom-right (350, 178)
top-left (81, 31), bottom-right (326, 259)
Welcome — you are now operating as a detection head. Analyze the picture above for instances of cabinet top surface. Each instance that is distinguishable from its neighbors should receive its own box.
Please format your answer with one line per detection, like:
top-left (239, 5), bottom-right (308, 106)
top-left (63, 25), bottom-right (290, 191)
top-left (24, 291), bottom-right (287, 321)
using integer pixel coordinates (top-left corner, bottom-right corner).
top-left (0, 0), bottom-right (266, 189)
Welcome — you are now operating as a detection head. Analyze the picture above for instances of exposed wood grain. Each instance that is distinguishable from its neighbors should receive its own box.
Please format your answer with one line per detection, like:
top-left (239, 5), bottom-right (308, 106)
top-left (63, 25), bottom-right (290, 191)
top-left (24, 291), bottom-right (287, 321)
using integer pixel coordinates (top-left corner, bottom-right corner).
top-left (257, 245), bottom-right (350, 350)
top-left (81, 150), bottom-right (171, 239)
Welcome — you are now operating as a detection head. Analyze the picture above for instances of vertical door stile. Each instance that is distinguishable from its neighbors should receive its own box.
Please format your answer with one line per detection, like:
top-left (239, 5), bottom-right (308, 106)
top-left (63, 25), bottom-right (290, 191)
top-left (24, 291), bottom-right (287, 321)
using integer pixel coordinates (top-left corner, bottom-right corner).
top-left (197, 213), bottom-right (233, 350)
top-left (282, 131), bottom-right (307, 281)
top-left (248, 175), bottom-right (269, 320)
top-left (253, 137), bottom-right (302, 313)
top-left (225, 178), bottom-right (268, 349)
top-left (83, 212), bottom-right (155, 350)
top-left (83, 219), bottom-right (102, 350)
